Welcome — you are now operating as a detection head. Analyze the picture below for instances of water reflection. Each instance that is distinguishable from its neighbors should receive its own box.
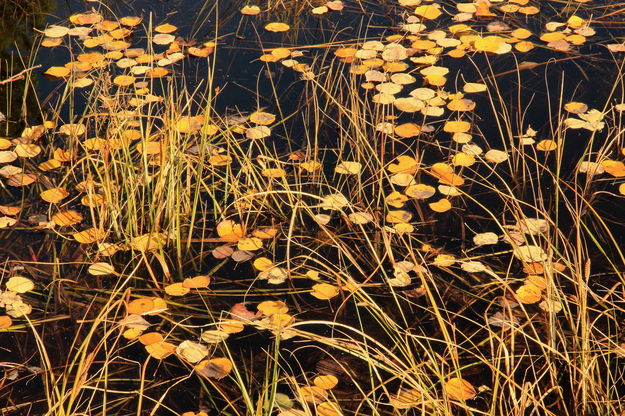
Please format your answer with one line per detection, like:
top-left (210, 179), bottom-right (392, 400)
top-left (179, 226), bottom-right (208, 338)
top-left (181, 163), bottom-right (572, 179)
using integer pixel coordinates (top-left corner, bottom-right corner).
top-left (0, 0), bottom-right (55, 135)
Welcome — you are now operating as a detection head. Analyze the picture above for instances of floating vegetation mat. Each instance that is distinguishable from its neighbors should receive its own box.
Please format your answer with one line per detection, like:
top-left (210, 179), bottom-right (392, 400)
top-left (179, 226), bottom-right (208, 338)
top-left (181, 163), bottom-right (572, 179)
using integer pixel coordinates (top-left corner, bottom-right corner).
top-left (1, 0), bottom-right (625, 415)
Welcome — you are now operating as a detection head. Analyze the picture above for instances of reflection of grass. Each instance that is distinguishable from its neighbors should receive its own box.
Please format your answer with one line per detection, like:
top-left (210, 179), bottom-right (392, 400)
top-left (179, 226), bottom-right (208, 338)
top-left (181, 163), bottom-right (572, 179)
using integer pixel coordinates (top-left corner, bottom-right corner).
top-left (0, 0), bottom-right (54, 136)
top-left (3, 1), bottom-right (625, 416)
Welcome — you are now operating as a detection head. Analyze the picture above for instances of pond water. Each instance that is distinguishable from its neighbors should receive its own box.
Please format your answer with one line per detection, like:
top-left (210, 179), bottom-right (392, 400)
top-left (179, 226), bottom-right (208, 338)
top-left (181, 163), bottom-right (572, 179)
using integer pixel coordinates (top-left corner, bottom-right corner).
top-left (2, 0), bottom-right (625, 415)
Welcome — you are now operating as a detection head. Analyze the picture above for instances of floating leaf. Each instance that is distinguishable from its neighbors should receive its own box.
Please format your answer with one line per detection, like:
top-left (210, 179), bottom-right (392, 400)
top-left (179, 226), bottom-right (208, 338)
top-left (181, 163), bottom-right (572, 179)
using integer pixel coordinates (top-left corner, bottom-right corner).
top-left (145, 341), bottom-right (176, 359)
top-left (88, 262), bottom-right (116, 276)
top-left (217, 220), bottom-right (244, 242)
top-left (40, 187), bottom-right (69, 204)
top-left (445, 377), bottom-right (477, 401)
top-left (195, 357), bottom-right (233, 379)
top-left (182, 275), bottom-right (211, 288)
top-left (314, 375), bottom-right (339, 389)
top-left (176, 340), bottom-right (209, 363)
top-left (516, 284), bottom-right (542, 304)
top-left (335, 161), bottom-right (362, 175)
top-left (6, 276), bottom-right (34, 293)
top-left (53, 210), bottom-right (83, 226)
top-left (241, 5), bottom-right (261, 15)
top-left (311, 283), bottom-right (339, 300)
top-left (237, 237), bottom-right (263, 251)
top-left (265, 22), bottom-right (290, 32)
top-left (513, 245), bottom-right (548, 263)
top-left (429, 198), bottom-right (452, 213)
top-left (165, 283), bottom-right (190, 296)
top-left (473, 232), bottom-right (498, 246)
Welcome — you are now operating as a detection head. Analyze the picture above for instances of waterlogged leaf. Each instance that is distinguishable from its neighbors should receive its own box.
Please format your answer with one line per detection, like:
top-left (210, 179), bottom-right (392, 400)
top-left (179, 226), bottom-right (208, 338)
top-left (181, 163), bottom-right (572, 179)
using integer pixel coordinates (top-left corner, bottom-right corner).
top-left (231, 250), bottom-right (254, 262)
top-left (536, 140), bottom-right (558, 151)
top-left (216, 220), bottom-right (244, 241)
top-left (153, 34), bottom-right (175, 45)
top-left (265, 22), bottom-right (290, 32)
top-left (312, 6), bottom-right (328, 14)
top-left (515, 218), bottom-right (549, 235)
top-left (6, 276), bottom-right (35, 293)
top-left (249, 111), bottom-right (276, 125)
top-left (513, 245), bottom-right (548, 263)
top-left (539, 299), bottom-right (563, 313)
top-left (445, 377), bottom-right (477, 401)
top-left (155, 23), bottom-right (177, 33)
top-left (463, 82), bottom-right (487, 93)
top-left (176, 340), bottom-right (209, 363)
top-left (88, 262), bottom-right (116, 276)
top-left (113, 75), bottom-right (135, 87)
top-left (578, 161), bottom-right (605, 176)
top-left (473, 232), bottom-right (498, 246)
top-left (311, 283), bottom-right (339, 300)
top-left (388, 388), bottom-right (422, 409)
top-left (335, 161), bottom-right (362, 175)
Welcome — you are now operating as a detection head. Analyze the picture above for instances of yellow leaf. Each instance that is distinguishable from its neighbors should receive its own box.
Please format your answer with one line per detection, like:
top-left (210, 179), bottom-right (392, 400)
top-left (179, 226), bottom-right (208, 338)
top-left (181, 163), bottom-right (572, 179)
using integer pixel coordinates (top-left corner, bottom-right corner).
top-left (386, 210), bottom-right (413, 223)
top-left (311, 283), bottom-right (339, 300)
top-left (217, 220), bottom-right (244, 242)
top-left (145, 341), bottom-right (176, 359)
top-left (88, 262), bottom-right (116, 276)
top-left (237, 237), bottom-right (263, 251)
top-left (445, 377), bottom-right (477, 400)
top-left (429, 198), bottom-right (452, 213)
top-left (138, 332), bottom-right (163, 345)
top-left (249, 111), bottom-right (276, 125)
top-left (155, 23), bottom-right (177, 33)
top-left (195, 357), bottom-right (233, 379)
top-left (72, 227), bottom-right (105, 244)
top-left (44, 66), bottom-right (71, 78)
top-left (52, 210), bottom-right (83, 226)
top-left (388, 155), bottom-right (419, 174)
top-left (516, 283), bottom-right (543, 304)
top-left (394, 123), bottom-right (421, 138)
top-left (257, 300), bottom-right (288, 316)
top-left (316, 402), bottom-right (342, 416)
top-left (182, 275), bottom-right (211, 288)
top-left (6, 276), bottom-right (34, 293)
top-left (314, 375), bottom-right (338, 389)
top-left (253, 257), bottom-right (274, 271)
top-left (335, 161), bottom-right (362, 175)
top-left (414, 5), bottom-right (442, 19)
top-left (40, 187), bottom-right (69, 203)
top-left (165, 282), bottom-right (190, 296)
top-left (265, 22), bottom-right (290, 32)
top-left (241, 5), bottom-right (261, 15)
